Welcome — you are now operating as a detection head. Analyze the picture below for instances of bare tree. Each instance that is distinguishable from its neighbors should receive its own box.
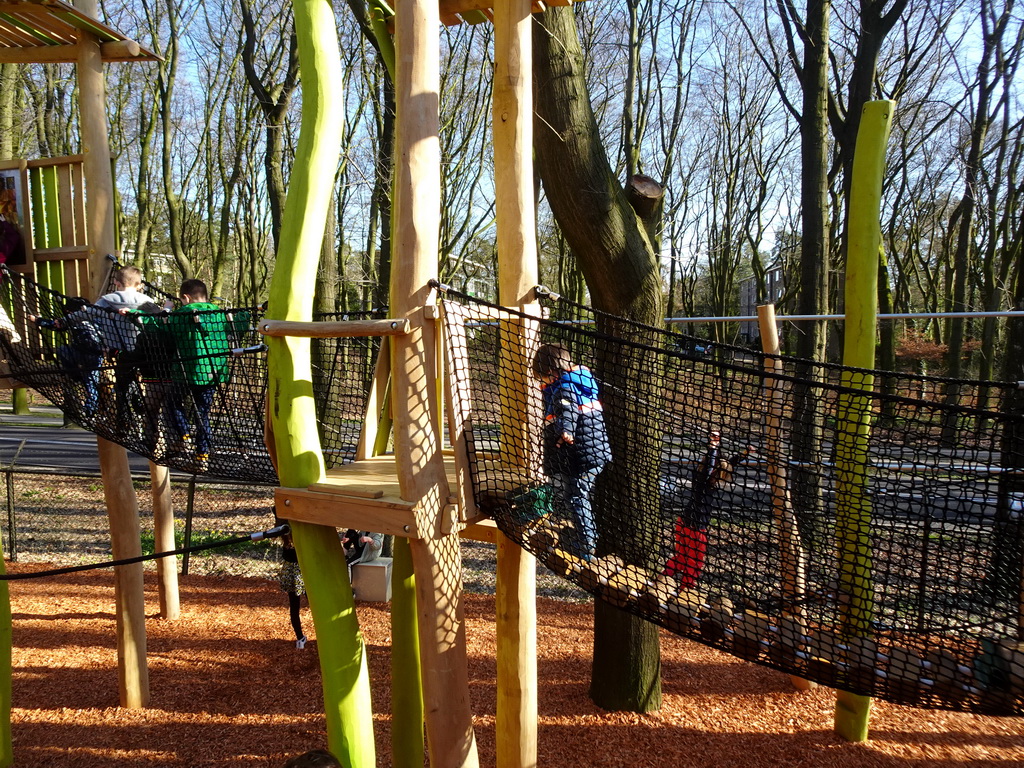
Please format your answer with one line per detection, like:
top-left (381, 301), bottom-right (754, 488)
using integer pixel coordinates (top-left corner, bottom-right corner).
top-left (534, 5), bottom-right (665, 714)
top-left (239, 0), bottom-right (299, 253)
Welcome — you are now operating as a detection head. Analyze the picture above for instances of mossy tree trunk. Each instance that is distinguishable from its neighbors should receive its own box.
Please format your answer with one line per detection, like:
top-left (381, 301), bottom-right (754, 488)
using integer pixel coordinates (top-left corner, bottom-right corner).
top-left (533, 5), bottom-right (664, 713)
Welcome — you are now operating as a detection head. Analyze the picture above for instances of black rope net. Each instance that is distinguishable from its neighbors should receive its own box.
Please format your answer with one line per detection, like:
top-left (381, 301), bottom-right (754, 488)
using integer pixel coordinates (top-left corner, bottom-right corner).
top-left (0, 267), bottom-right (383, 483)
top-left (441, 286), bottom-right (1024, 717)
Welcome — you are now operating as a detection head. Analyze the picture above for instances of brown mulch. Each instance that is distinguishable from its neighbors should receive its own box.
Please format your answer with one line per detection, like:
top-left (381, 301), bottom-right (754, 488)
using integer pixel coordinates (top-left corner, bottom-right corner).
top-left (6, 564), bottom-right (1024, 768)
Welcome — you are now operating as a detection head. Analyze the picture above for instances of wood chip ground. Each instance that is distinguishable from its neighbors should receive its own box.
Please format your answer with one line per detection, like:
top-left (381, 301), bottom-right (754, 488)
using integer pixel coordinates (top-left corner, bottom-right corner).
top-left (7, 564), bottom-right (1024, 767)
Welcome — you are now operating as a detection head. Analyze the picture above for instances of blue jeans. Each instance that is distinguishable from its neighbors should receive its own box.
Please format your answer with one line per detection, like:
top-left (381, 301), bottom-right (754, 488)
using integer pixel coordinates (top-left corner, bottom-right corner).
top-left (170, 383), bottom-right (215, 455)
top-left (552, 468), bottom-right (600, 558)
top-left (57, 345), bottom-right (101, 417)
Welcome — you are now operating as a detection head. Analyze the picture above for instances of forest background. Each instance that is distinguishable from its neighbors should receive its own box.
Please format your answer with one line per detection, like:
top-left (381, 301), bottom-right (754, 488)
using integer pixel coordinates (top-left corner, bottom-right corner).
top-left (0, 0), bottom-right (1021, 379)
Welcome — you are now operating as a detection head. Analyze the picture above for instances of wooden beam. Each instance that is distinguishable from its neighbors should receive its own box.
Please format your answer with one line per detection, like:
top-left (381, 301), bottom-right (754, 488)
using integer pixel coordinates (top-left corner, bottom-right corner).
top-left (0, 38), bottom-right (142, 63)
top-left (460, 518), bottom-right (499, 544)
top-left (257, 317), bottom-right (410, 338)
top-left (29, 245), bottom-right (89, 261)
top-left (25, 154), bottom-right (85, 168)
top-left (275, 486), bottom-right (426, 538)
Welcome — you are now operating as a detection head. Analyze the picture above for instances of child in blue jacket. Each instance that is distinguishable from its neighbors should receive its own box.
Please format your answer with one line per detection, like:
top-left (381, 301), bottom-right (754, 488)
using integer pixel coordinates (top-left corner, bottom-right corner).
top-left (532, 343), bottom-right (611, 559)
top-left (30, 298), bottom-right (104, 417)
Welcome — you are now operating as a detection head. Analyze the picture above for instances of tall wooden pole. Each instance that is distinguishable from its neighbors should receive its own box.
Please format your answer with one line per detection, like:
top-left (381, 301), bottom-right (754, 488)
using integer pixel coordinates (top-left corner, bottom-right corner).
top-left (393, 1), bottom-right (478, 765)
top-left (757, 304), bottom-right (811, 692)
top-left (78, 0), bottom-right (148, 708)
top-left (834, 100), bottom-right (894, 742)
top-left (493, 1), bottom-right (538, 766)
top-left (150, 461), bottom-right (179, 619)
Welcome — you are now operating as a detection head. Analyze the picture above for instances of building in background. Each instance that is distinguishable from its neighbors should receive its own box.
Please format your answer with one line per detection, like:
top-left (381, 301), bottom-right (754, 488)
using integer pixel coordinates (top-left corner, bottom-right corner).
top-left (738, 265), bottom-right (784, 345)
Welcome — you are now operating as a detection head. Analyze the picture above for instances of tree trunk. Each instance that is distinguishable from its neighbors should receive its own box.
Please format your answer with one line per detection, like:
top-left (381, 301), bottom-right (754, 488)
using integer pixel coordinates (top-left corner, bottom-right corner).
top-left (788, 0), bottom-right (831, 514)
top-left (534, 5), bottom-right (663, 713)
top-left (0, 64), bottom-right (15, 157)
top-left (240, 0), bottom-right (300, 254)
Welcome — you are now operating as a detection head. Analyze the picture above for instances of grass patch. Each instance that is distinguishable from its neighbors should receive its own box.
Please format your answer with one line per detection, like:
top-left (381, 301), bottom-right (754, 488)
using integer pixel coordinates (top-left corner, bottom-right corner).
top-left (140, 525), bottom-right (254, 558)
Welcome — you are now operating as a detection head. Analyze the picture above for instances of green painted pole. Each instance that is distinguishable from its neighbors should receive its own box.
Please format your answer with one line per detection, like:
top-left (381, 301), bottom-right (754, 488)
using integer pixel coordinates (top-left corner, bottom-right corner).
top-left (368, 365), bottom-right (426, 768)
top-left (29, 166), bottom-right (64, 294)
top-left (834, 100), bottom-right (894, 743)
top-left (390, 535), bottom-right (424, 768)
top-left (267, 1), bottom-right (374, 765)
top-left (0, 540), bottom-right (11, 768)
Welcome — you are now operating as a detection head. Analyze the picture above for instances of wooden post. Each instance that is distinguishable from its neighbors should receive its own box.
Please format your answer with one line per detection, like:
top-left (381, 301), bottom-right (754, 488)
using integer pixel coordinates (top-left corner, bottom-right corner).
top-left (78, 0), bottom-right (149, 708)
top-left (390, 535), bottom-right (425, 768)
top-left (98, 439), bottom-right (149, 706)
top-left (834, 100), bottom-right (894, 743)
top-left (493, 1), bottom-right (539, 766)
top-left (757, 305), bottom-right (810, 681)
top-left (150, 461), bottom-right (179, 619)
top-left (757, 304), bottom-right (811, 691)
top-left (393, 2), bottom-right (478, 766)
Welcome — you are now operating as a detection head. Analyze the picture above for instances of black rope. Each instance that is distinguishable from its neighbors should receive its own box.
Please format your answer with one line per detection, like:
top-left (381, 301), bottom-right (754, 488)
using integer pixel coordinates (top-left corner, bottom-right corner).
top-left (0, 524), bottom-right (289, 581)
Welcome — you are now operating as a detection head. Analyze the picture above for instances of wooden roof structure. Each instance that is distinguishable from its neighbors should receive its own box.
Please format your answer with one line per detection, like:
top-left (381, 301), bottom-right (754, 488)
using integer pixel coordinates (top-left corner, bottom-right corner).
top-left (0, 0), bottom-right (158, 63)
top-left (411, 0), bottom-right (586, 27)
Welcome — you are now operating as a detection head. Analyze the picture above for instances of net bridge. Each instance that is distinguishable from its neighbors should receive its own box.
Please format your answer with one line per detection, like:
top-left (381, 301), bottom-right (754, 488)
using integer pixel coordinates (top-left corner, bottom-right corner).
top-left (2, 266), bottom-right (1023, 716)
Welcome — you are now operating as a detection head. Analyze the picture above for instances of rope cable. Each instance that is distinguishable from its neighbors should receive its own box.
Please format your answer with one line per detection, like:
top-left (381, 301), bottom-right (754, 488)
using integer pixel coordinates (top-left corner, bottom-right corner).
top-left (0, 525), bottom-right (289, 581)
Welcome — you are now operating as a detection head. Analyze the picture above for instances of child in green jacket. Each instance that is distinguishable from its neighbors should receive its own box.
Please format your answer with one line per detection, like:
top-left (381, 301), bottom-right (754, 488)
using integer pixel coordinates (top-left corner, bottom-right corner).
top-left (141, 278), bottom-right (237, 470)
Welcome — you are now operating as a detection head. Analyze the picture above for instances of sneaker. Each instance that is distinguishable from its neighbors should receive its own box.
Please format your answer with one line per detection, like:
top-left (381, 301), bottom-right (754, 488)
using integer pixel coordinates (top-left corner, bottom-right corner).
top-left (296, 636), bottom-right (307, 650)
top-left (195, 452), bottom-right (209, 471)
top-left (172, 434), bottom-right (193, 456)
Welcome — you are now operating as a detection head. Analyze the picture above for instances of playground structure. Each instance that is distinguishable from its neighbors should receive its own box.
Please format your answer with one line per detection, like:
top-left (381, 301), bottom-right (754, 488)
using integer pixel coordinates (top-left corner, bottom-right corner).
top-left (2, 2), bottom-right (1024, 768)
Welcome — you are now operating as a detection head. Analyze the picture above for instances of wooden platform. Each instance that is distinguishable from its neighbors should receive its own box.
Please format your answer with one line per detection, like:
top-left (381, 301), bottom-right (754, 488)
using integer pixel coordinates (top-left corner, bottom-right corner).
top-left (275, 454), bottom-right (535, 542)
top-left (276, 455), bottom-right (440, 538)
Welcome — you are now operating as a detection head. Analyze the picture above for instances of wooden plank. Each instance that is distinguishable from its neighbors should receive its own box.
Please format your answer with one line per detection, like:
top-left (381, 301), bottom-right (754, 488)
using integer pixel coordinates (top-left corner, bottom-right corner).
top-left (61, 257), bottom-right (77, 297)
top-left (55, 161), bottom-right (75, 246)
top-left (26, 154), bottom-right (86, 168)
top-left (313, 454), bottom-right (467, 501)
top-left (76, 258), bottom-right (91, 298)
top-left (258, 317), bottom-right (410, 338)
top-left (460, 518), bottom-right (499, 543)
top-left (276, 486), bottom-right (424, 538)
top-left (70, 159), bottom-right (86, 245)
top-left (30, 245), bottom-right (89, 261)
